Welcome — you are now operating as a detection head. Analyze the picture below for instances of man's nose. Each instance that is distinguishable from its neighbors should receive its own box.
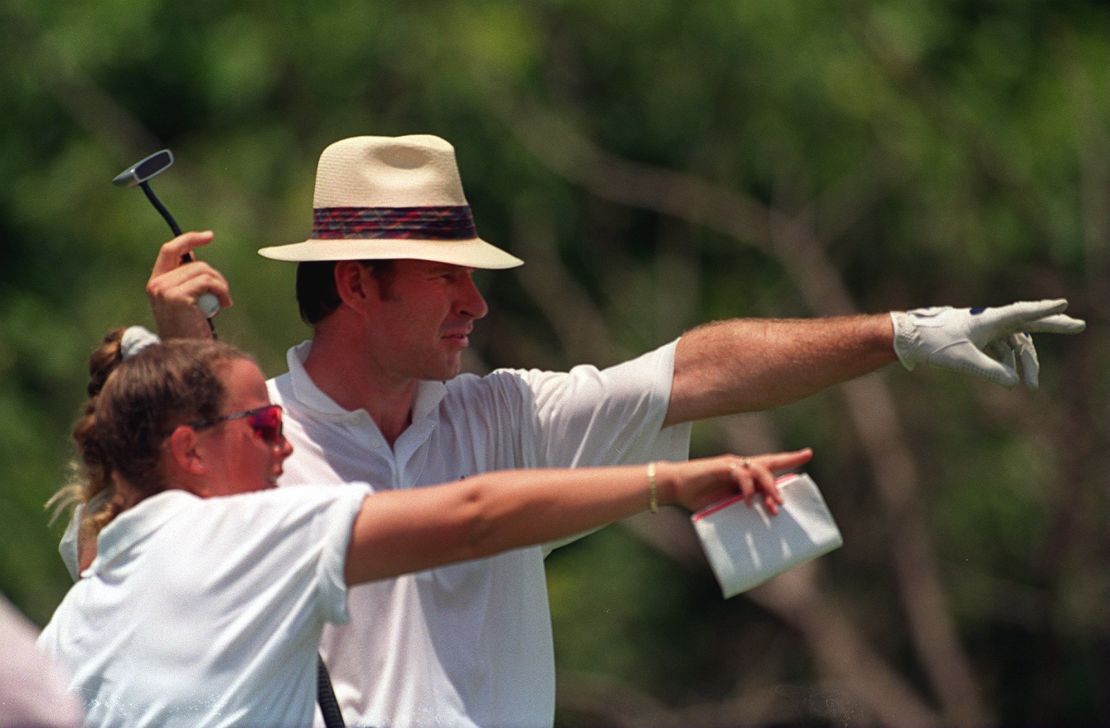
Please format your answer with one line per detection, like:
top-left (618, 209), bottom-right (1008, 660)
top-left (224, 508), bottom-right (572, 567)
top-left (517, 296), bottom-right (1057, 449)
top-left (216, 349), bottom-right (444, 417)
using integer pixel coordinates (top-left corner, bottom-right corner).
top-left (457, 274), bottom-right (489, 320)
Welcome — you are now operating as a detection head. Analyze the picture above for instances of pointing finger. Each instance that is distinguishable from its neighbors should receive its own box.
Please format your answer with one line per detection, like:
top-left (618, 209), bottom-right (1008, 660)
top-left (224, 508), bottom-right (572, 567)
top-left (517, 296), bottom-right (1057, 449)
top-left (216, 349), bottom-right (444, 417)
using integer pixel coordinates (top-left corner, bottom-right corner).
top-left (978, 299), bottom-right (1068, 336)
top-left (750, 448), bottom-right (814, 473)
top-left (1020, 313), bottom-right (1086, 335)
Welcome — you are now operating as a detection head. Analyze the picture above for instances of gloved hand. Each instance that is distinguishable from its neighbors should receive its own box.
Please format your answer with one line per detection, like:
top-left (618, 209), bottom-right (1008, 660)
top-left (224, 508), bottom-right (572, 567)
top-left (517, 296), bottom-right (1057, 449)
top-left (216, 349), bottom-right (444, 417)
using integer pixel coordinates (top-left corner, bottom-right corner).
top-left (890, 299), bottom-right (1086, 390)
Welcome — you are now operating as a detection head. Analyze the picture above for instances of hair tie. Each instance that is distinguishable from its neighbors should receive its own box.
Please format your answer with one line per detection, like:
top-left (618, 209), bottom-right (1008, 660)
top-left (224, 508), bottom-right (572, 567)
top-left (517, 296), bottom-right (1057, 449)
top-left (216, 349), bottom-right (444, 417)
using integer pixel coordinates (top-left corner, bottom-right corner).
top-left (120, 326), bottom-right (161, 360)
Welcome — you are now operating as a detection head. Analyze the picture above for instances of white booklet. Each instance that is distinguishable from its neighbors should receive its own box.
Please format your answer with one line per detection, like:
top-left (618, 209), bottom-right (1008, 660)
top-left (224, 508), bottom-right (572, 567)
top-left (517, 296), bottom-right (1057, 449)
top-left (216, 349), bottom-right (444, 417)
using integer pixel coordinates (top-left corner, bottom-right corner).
top-left (691, 473), bottom-right (843, 598)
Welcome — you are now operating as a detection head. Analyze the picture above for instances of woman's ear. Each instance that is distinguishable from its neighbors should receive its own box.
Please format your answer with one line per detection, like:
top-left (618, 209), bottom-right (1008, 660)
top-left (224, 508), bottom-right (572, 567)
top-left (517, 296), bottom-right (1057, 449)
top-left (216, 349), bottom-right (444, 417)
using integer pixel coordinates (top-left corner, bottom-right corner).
top-left (164, 425), bottom-right (208, 478)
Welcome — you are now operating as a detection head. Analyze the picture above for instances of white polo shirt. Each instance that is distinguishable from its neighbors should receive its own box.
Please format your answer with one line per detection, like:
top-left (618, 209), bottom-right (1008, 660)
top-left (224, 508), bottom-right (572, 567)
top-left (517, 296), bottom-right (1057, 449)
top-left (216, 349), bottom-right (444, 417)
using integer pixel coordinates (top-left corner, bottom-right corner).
top-left (38, 485), bottom-right (369, 728)
top-left (268, 340), bottom-right (691, 728)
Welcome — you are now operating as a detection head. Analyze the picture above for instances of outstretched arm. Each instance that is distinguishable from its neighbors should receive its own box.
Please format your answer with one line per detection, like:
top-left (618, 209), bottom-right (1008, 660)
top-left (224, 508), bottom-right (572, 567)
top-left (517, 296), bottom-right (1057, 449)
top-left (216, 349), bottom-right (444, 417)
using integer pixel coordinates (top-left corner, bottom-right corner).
top-left (664, 300), bottom-right (1086, 426)
top-left (344, 449), bottom-right (813, 585)
top-left (666, 315), bottom-right (896, 425)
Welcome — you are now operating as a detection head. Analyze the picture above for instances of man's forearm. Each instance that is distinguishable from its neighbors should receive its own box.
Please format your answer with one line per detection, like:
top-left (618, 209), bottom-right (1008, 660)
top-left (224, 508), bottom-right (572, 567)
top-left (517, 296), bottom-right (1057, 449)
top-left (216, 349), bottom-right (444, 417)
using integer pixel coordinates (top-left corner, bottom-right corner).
top-left (664, 314), bottom-right (897, 425)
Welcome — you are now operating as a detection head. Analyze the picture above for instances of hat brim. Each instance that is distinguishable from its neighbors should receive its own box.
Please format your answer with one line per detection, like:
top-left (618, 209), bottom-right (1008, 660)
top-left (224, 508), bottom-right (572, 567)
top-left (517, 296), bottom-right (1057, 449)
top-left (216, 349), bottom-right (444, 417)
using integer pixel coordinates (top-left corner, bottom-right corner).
top-left (257, 236), bottom-right (523, 270)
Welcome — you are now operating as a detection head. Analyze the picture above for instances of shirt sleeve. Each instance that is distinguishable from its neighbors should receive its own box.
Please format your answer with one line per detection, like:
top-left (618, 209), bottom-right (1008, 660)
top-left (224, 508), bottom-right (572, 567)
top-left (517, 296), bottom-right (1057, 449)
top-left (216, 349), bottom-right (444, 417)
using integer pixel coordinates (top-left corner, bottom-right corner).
top-left (498, 342), bottom-right (693, 556)
top-left (179, 484), bottom-right (372, 629)
top-left (517, 340), bottom-right (692, 469)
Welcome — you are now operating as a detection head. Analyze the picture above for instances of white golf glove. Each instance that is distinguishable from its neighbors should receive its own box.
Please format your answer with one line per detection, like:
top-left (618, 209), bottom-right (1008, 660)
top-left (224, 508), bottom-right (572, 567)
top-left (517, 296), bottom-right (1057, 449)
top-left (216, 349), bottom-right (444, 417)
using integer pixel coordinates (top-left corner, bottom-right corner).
top-left (890, 299), bottom-right (1085, 390)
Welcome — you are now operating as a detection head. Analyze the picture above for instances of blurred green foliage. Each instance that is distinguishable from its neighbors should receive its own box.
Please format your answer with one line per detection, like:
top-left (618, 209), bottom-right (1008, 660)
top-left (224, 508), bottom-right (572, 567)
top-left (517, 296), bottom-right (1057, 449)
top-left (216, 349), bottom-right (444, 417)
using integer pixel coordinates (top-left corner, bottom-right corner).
top-left (1, 1), bottom-right (1106, 724)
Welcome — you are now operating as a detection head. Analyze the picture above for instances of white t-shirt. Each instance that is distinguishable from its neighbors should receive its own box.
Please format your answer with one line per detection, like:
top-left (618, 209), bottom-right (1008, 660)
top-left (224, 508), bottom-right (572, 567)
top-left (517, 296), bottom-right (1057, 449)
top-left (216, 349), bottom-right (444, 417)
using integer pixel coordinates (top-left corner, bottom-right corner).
top-left (38, 485), bottom-right (369, 728)
top-left (268, 340), bottom-right (692, 728)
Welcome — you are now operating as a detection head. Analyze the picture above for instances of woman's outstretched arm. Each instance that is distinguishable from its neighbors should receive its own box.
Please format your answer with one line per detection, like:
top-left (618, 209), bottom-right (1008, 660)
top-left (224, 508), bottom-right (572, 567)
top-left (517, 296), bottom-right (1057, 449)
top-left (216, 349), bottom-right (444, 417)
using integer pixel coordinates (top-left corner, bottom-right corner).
top-left (344, 449), bottom-right (812, 585)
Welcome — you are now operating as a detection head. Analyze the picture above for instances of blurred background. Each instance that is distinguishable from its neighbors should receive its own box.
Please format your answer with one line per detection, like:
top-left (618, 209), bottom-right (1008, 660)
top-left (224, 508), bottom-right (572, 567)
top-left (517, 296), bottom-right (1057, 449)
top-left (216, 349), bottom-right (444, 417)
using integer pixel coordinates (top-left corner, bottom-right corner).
top-left (1, 1), bottom-right (1106, 725)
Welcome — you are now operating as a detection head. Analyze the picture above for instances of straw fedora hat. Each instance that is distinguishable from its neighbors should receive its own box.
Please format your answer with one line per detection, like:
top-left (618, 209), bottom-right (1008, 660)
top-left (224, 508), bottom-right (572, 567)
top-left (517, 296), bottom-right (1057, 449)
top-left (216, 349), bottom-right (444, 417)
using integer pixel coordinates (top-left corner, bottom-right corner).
top-left (257, 135), bottom-right (523, 269)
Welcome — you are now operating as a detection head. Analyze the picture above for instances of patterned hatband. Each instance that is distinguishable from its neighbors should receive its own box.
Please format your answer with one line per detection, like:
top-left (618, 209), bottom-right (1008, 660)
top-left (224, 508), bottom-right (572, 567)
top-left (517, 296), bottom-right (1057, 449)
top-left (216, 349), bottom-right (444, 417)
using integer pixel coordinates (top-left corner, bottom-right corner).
top-left (312, 206), bottom-right (478, 240)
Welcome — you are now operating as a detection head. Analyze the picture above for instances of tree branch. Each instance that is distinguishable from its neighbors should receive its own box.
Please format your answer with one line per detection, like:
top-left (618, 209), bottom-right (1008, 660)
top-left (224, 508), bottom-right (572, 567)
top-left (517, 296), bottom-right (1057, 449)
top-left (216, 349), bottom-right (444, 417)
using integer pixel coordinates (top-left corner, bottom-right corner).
top-left (496, 101), bottom-right (991, 725)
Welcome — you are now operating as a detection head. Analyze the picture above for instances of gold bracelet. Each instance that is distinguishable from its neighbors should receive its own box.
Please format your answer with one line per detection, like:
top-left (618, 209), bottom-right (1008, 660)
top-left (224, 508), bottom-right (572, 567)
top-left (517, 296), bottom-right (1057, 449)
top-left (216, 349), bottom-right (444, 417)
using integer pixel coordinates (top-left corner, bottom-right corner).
top-left (647, 461), bottom-right (659, 514)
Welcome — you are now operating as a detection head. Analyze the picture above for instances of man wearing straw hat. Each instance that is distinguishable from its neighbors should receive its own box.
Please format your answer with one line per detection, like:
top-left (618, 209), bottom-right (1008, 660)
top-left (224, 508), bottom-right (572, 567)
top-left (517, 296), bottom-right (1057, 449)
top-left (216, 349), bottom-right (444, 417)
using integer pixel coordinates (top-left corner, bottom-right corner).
top-left (144, 134), bottom-right (1084, 727)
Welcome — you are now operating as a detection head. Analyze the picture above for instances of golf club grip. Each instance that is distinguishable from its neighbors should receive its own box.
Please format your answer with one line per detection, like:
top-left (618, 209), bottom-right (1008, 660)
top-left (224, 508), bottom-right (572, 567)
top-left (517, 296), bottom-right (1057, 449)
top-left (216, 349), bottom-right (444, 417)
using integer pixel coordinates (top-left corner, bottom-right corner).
top-left (137, 182), bottom-right (218, 336)
top-left (177, 240), bottom-right (220, 327)
top-left (174, 249), bottom-right (219, 337)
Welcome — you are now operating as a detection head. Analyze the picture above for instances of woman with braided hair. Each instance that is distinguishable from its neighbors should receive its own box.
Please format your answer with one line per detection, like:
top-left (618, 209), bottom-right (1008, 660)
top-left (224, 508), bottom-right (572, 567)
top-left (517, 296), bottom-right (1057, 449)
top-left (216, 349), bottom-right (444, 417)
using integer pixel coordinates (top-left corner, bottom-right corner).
top-left (38, 327), bottom-right (811, 727)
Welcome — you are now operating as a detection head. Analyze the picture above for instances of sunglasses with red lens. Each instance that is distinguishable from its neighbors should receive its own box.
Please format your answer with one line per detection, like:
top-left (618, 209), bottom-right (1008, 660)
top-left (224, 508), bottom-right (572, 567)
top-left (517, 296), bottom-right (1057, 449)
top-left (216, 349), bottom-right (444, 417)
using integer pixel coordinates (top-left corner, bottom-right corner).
top-left (190, 404), bottom-right (284, 444)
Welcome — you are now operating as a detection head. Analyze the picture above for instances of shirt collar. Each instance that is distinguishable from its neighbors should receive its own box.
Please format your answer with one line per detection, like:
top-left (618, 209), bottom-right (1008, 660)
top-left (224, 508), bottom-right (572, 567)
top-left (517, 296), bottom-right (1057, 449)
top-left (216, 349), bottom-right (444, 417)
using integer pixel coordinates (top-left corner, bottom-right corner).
top-left (284, 340), bottom-right (448, 424)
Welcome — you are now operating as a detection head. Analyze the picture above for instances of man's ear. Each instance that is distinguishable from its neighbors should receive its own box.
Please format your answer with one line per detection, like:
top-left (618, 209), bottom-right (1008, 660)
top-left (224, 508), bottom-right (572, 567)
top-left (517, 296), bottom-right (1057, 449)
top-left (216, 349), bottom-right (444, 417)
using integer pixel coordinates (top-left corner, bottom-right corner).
top-left (165, 425), bottom-right (209, 477)
top-left (334, 261), bottom-right (373, 309)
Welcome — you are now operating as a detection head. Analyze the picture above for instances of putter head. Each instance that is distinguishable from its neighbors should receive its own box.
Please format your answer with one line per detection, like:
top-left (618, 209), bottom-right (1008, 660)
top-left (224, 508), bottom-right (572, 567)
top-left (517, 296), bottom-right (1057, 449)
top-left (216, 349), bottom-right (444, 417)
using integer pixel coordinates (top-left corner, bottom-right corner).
top-left (112, 149), bottom-right (174, 187)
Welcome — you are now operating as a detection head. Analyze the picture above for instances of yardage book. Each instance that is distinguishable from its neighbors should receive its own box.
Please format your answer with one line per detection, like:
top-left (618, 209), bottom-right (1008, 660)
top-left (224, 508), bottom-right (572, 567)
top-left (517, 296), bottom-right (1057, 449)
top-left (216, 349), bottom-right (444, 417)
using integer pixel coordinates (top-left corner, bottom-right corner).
top-left (691, 473), bottom-right (843, 598)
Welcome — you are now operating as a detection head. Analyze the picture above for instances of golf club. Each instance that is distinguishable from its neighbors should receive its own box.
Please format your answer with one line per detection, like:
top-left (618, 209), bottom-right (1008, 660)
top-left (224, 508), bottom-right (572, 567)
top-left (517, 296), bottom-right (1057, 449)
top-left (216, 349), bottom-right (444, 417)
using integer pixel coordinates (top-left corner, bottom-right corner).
top-left (115, 150), bottom-right (343, 728)
top-left (112, 149), bottom-right (220, 335)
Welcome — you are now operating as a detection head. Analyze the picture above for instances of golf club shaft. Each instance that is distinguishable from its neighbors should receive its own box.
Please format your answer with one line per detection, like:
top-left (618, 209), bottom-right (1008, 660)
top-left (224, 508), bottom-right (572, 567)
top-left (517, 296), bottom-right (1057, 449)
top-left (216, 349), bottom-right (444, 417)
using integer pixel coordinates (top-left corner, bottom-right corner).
top-left (140, 182), bottom-right (182, 237)
top-left (139, 181), bottom-right (217, 338)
